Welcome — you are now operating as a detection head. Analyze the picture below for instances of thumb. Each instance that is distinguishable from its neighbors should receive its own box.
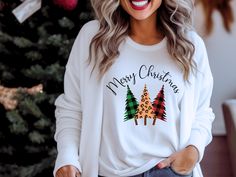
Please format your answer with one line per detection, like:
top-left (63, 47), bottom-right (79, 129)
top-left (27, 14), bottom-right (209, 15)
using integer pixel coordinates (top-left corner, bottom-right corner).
top-left (156, 156), bottom-right (174, 169)
top-left (76, 170), bottom-right (81, 177)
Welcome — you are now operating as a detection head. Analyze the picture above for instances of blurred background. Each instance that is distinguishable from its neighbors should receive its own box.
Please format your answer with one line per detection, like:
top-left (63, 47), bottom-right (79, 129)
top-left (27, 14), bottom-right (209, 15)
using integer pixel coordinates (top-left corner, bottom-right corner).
top-left (0, 0), bottom-right (93, 176)
top-left (0, 0), bottom-right (235, 177)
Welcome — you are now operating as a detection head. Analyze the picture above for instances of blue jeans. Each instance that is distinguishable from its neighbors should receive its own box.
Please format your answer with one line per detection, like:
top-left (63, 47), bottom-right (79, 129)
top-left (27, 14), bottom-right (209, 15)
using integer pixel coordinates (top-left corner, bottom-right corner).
top-left (99, 165), bottom-right (193, 177)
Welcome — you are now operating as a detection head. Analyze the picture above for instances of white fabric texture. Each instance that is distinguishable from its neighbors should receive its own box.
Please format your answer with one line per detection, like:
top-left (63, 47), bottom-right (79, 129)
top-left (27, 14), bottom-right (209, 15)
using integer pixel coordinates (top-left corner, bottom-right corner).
top-left (53, 20), bottom-right (215, 177)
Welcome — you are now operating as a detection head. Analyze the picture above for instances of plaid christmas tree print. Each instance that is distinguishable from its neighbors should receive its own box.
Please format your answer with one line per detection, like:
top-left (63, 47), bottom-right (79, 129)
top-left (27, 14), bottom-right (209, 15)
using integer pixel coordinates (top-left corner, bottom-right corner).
top-left (124, 85), bottom-right (139, 124)
top-left (152, 85), bottom-right (166, 125)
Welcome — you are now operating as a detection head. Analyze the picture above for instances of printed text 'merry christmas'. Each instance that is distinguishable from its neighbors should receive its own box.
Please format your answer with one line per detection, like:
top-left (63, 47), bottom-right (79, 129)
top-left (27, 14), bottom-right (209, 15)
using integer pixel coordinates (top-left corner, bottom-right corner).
top-left (106, 65), bottom-right (179, 95)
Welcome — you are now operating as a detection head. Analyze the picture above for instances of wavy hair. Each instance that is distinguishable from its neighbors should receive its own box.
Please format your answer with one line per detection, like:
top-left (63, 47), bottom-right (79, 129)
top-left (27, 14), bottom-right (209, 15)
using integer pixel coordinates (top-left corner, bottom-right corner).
top-left (89, 0), bottom-right (196, 81)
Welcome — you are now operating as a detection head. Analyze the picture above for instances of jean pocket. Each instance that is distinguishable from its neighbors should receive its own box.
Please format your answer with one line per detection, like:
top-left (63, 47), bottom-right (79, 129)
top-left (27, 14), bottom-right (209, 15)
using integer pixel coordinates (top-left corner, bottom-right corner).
top-left (168, 167), bottom-right (193, 177)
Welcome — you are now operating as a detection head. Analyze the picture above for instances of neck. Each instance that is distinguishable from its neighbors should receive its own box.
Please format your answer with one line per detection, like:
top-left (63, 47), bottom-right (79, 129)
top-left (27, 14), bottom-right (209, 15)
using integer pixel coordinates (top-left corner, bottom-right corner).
top-left (129, 12), bottom-right (164, 45)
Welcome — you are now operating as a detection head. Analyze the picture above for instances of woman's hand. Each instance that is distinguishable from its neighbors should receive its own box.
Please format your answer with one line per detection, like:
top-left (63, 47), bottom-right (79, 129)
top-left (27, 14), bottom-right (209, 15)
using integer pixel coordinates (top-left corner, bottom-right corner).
top-left (157, 145), bottom-right (199, 175)
top-left (56, 165), bottom-right (81, 177)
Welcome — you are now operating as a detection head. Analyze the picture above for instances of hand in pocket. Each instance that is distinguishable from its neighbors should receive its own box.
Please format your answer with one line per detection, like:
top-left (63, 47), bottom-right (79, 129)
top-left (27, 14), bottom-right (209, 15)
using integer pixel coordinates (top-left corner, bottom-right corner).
top-left (157, 145), bottom-right (199, 175)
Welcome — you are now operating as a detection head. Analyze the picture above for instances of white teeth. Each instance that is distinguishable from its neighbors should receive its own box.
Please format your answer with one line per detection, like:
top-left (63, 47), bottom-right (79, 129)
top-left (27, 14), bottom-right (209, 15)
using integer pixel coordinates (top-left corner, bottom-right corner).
top-left (131, 0), bottom-right (148, 7)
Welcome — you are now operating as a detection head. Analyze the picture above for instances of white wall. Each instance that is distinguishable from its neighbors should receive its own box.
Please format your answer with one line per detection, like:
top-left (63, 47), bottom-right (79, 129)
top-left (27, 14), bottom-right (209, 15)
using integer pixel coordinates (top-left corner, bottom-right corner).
top-left (194, 2), bottom-right (236, 135)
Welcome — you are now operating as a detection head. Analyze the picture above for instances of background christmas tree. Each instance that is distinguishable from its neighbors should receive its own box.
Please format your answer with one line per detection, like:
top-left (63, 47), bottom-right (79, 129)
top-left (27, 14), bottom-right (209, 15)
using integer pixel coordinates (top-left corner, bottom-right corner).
top-left (0, 0), bottom-right (93, 176)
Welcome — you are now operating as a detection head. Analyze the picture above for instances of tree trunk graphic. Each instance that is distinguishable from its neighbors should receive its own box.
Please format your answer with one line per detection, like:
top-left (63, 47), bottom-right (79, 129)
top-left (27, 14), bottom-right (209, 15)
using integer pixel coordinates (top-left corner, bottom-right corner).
top-left (152, 85), bottom-right (166, 125)
top-left (135, 84), bottom-right (156, 125)
top-left (124, 85), bottom-right (138, 125)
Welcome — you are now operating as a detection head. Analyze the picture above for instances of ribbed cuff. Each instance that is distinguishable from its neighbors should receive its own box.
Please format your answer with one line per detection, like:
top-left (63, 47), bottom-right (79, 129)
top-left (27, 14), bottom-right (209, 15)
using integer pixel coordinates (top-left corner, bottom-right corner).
top-left (53, 152), bottom-right (82, 177)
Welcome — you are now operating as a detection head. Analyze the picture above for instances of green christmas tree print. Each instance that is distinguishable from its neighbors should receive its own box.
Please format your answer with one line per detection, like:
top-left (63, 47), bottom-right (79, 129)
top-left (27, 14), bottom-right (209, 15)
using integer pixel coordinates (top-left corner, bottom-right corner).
top-left (152, 85), bottom-right (166, 125)
top-left (124, 85), bottom-right (139, 124)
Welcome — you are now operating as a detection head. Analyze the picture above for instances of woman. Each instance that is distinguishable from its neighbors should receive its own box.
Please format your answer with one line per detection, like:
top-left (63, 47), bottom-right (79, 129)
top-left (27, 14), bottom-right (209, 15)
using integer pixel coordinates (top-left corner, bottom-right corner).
top-left (54, 0), bottom-right (215, 177)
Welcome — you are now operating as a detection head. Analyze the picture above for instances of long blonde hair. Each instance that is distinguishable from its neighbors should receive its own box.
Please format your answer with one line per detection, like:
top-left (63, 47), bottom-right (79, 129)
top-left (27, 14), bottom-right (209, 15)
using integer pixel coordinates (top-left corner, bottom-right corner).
top-left (89, 0), bottom-right (196, 80)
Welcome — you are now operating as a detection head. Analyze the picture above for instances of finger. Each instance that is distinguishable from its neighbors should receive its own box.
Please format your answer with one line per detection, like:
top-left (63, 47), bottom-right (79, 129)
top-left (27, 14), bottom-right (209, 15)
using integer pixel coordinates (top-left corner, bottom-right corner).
top-left (65, 172), bottom-right (70, 177)
top-left (56, 170), bottom-right (64, 177)
top-left (68, 173), bottom-right (77, 177)
top-left (67, 169), bottom-right (77, 177)
top-left (62, 169), bottom-right (71, 177)
top-left (75, 172), bottom-right (81, 177)
top-left (75, 170), bottom-right (81, 177)
top-left (157, 157), bottom-right (174, 169)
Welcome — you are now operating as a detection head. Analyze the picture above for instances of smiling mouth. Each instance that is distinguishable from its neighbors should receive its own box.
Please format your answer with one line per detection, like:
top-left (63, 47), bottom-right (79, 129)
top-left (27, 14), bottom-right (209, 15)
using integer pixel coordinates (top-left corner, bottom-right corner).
top-left (129, 0), bottom-right (151, 10)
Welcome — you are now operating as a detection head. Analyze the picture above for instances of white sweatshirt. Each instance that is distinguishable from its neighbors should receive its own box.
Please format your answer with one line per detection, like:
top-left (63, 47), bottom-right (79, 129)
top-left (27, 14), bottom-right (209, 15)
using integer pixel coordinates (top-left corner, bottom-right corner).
top-left (53, 20), bottom-right (215, 177)
top-left (99, 36), bottom-right (186, 176)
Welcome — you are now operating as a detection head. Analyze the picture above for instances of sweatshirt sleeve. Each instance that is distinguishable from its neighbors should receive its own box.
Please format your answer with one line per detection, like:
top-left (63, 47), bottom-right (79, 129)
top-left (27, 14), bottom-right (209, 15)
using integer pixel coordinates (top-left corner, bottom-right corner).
top-left (53, 24), bottom-right (86, 176)
top-left (186, 34), bottom-right (215, 162)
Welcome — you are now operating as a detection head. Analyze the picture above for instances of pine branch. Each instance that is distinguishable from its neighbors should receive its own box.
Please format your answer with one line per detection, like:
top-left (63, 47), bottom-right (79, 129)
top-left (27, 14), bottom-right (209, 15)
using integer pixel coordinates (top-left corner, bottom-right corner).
top-left (28, 131), bottom-right (47, 144)
top-left (13, 37), bottom-right (34, 48)
top-left (19, 98), bottom-right (44, 118)
top-left (22, 63), bottom-right (65, 82)
top-left (34, 118), bottom-right (51, 130)
top-left (0, 31), bottom-right (12, 43)
top-left (6, 110), bottom-right (28, 134)
top-left (0, 43), bottom-right (9, 54)
top-left (25, 51), bottom-right (43, 61)
top-left (20, 156), bottom-right (56, 177)
top-left (58, 17), bottom-right (75, 29)
top-left (0, 156), bottom-right (56, 177)
top-left (0, 146), bottom-right (15, 155)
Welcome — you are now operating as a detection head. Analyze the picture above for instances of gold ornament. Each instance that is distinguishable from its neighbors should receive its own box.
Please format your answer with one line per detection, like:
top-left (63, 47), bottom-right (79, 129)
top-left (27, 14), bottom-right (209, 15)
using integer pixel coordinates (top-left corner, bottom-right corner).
top-left (0, 84), bottom-right (43, 110)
